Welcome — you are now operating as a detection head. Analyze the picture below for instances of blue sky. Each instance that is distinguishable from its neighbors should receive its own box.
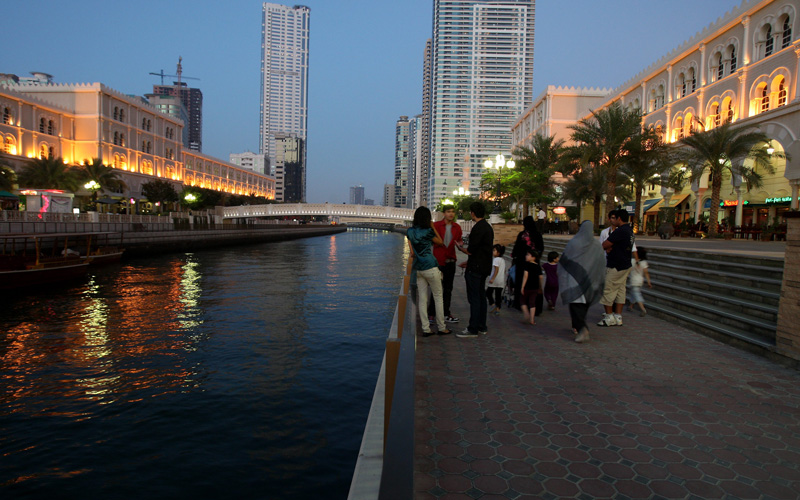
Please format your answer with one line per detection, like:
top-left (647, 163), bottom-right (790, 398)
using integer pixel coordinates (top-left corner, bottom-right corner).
top-left (5, 0), bottom-right (741, 203)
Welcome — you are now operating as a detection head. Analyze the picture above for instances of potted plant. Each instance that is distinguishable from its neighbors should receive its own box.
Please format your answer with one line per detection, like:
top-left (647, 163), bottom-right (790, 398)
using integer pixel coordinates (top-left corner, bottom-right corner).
top-left (646, 219), bottom-right (656, 236)
top-left (500, 211), bottom-right (515, 223)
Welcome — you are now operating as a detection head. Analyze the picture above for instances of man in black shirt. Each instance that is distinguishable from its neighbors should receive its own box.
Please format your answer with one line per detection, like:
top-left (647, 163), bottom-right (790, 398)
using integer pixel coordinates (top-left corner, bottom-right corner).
top-left (598, 209), bottom-right (634, 327)
top-left (457, 202), bottom-right (494, 338)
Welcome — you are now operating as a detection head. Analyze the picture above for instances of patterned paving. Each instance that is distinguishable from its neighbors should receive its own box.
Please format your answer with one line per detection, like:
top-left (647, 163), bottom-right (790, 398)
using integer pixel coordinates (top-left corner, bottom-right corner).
top-left (414, 291), bottom-right (800, 499)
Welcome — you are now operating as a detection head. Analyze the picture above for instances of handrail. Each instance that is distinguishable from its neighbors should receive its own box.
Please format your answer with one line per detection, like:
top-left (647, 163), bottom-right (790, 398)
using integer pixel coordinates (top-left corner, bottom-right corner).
top-left (348, 256), bottom-right (417, 500)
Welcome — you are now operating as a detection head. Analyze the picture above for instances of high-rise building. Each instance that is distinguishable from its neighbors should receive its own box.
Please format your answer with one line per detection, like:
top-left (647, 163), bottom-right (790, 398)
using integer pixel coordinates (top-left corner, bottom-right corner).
top-left (260, 3), bottom-right (310, 202)
top-left (420, 39), bottom-right (433, 207)
top-left (429, 0), bottom-right (535, 206)
top-left (409, 114), bottom-right (423, 208)
top-left (152, 82), bottom-right (203, 152)
top-left (383, 184), bottom-right (396, 207)
top-left (350, 185), bottom-right (365, 205)
top-left (274, 133), bottom-right (304, 203)
top-left (394, 116), bottom-right (410, 208)
top-left (230, 151), bottom-right (269, 176)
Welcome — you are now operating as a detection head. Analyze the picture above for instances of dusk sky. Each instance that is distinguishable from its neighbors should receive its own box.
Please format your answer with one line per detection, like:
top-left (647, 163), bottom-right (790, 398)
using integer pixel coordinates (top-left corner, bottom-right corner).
top-left (5, 0), bottom-right (741, 203)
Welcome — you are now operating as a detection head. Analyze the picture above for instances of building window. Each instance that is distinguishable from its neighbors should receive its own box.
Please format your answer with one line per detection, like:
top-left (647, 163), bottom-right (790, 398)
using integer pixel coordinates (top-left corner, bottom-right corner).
top-left (39, 117), bottom-right (46, 133)
top-left (783, 16), bottom-right (792, 49)
top-left (678, 73), bottom-right (686, 98)
top-left (675, 117), bottom-right (684, 141)
top-left (142, 117), bottom-right (147, 130)
top-left (120, 133), bottom-right (125, 148)
top-left (48, 120), bottom-right (54, 135)
top-left (777, 78), bottom-right (788, 107)
top-left (760, 85), bottom-right (770, 113)
top-left (119, 109), bottom-right (125, 122)
top-left (147, 141), bottom-right (152, 154)
top-left (689, 68), bottom-right (696, 92)
top-left (3, 107), bottom-right (11, 125)
top-left (4, 136), bottom-right (15, 154)
top-left (765, 25), bottom-right (774, 57)
top-left (113, 132), bottom-right (119, 145)
top-left (725, 99), bottom-right (734, 123)
top-left (711, 103), bottom-right (720, 128)
top-left (728, 45), bottom-right (737, 72)
top-left (113, 107), bottom-right (119, 120)
top-left (717, 53), bottom-right (724, 80)
top-left (147, 119), bottom-right (152, 131)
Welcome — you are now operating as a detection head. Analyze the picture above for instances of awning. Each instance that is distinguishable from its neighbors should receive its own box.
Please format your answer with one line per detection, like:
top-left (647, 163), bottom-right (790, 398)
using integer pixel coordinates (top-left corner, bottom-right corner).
top-left (624, 198), bottom-right (660, 214)
top-left (645, 194), bottom-right (690, 214)
top-left (0, 190), bottom-right (18, 199)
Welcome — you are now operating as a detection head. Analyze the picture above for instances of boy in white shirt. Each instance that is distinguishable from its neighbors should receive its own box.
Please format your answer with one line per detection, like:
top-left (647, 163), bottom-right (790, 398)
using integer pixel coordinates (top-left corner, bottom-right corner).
top-left (627, 247), bottom-right (652, 316)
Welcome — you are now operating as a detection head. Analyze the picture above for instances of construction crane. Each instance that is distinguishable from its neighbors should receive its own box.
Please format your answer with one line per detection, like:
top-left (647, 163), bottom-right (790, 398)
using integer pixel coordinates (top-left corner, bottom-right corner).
top-left (149, 57), bottom-right (200, 86)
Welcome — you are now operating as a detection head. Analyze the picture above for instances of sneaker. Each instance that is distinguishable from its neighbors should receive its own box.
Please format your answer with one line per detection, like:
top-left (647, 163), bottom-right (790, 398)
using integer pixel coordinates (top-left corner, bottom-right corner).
top-left (597, 314), bottom-right (618, 327)
top-left (478, 329), bottom-right (488, 335)
top-left (457, 328), bottom-right (478, 338)
top-left (422, 331), bottom-right (433, 337)
top-left (446, 315), bottom-right (459, 323)
top-left (614, 314), bottom-right (623, 326)
top-left (575, 328), bottom-right (590, 343)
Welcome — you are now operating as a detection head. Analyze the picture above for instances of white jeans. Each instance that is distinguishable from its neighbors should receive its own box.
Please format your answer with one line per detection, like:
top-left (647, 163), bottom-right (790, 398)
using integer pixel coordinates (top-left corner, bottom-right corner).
top-left (417, 267), bottom-right (445, 332)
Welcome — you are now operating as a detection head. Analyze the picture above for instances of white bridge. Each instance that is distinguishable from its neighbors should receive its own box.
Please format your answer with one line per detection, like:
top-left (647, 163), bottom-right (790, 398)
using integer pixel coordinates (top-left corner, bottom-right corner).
top-left (221, 203), bottom-right (417, 223)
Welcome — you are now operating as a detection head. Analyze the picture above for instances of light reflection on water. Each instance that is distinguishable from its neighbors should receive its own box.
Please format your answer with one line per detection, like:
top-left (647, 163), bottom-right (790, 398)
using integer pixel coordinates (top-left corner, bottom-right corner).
top-left (0, 229), bottom-right (407, 499)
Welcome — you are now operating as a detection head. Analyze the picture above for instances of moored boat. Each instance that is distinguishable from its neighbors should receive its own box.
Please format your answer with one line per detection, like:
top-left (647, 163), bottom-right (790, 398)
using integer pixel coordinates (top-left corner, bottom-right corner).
top-left (0, 233), bottom-right (91, 290)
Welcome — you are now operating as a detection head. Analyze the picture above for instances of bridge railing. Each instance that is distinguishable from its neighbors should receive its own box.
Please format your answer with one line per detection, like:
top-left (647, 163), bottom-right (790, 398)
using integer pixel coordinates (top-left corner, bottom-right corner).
top-left (348, 256), bottom-right (417, 500)
top-left (221, 203), bottom-right (416, 221)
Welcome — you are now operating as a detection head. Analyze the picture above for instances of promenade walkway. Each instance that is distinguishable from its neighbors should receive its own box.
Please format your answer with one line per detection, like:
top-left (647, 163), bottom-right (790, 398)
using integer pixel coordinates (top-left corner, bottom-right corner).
top-left (413, 242), bottom-right (799, 499)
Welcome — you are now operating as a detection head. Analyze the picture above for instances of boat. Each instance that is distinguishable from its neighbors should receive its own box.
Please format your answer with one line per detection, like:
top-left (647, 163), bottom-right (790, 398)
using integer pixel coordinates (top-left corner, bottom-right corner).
top-left (80, 232), bottom-right (125, 266)
top-left (0, 233), bottom-right (91, 290)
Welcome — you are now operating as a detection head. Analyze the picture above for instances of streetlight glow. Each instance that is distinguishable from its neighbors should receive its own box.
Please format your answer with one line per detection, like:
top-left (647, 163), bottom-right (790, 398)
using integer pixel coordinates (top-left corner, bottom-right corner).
top-left (484, 154), bottom-right (515, 214)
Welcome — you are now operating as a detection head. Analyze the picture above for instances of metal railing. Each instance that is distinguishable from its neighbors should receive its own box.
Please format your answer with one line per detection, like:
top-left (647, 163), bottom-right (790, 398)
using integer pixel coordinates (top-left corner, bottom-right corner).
top-left (349, 257), bottom-right (417, 500)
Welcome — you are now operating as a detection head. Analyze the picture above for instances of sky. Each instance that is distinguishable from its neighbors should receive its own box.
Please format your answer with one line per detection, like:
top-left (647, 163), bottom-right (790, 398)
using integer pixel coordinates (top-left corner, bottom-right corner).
top-left (5, 0), bottom-right (743, 203)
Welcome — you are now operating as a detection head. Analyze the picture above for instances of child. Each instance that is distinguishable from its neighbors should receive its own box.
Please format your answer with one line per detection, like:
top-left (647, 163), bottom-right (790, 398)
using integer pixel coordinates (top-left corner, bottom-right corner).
top-left (542, 251), bottom-right (560, 311)
top-left (520, 249), bottom-right (543, 325)
top-left (487, 244), bottom-right (506, 315)
top-left (627, 247), bottom-right (652, 316)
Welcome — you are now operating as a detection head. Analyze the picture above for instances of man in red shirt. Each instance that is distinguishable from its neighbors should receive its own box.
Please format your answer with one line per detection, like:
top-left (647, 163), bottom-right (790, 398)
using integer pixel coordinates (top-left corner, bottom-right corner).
top-left (432, 205), bottom-right (463, 323)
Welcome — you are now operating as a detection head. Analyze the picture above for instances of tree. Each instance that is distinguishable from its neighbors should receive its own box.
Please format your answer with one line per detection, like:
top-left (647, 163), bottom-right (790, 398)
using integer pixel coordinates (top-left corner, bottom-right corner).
top-left (619, 129), bottom-right (674, 233)
top-left (511, 134), bottom-right (565, 218)
top-left (569, 102), bottom-right (644, 221)
top-left (142, 179), bottom-right (179, 213)
top-left (0, 162), bottom-right (16, 191)
top-left (17, 156), bottom-right (81, 191)
top-left (674, 122), bottom-right (783, 237)
top-left (80, 158), bottom-right (127, 193)
top-left (560, 163), bottom-right (606, 227)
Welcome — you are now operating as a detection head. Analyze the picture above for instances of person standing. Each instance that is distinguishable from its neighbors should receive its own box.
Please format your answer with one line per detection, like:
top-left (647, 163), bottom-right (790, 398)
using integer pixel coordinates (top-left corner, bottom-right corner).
top-left (407, 206), bottom-right (450, 337)
top-left (511, 216), bottom-right (543, 310)
top-left (537, 207), bottom-right (546, 233)
top-left (431, 204), bottom-right (463, 323)
top-left (519, 249), bottom-right (543, 326)
top-left (598, 209), bottom-right (634, 327)
top-left (457, 202), bottom-right (494, 338)
top-left (558, 221), bottom-right (606, 343)
top-left (487, 244), bottom-right (506, 315)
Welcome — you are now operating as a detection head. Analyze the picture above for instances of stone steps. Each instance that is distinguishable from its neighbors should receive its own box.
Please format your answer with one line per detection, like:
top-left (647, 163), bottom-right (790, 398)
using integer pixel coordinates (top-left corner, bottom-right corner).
top-left (539, 235), bottom-right (782, 352)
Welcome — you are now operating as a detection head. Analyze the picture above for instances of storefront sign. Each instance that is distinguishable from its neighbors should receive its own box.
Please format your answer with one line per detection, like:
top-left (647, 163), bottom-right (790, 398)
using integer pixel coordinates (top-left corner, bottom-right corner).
top-left (765, 196), bottom-right (794, 204)
top-left (720, 200), bottom-right (749, 207)
top-left (552, 206), bottom-right (566, 215)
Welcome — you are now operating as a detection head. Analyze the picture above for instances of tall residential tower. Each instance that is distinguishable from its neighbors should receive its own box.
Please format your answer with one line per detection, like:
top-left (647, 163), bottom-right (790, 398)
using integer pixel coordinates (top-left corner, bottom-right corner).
top-left (429, 0), bottom-right (535, 206)
top-left (260, 3), bottom-right (310, 202)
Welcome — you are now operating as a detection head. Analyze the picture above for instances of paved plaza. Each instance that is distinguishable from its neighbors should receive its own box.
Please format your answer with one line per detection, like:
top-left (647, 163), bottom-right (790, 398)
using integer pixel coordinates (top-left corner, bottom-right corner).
top-left (413, 273), bottom-right (800, 499)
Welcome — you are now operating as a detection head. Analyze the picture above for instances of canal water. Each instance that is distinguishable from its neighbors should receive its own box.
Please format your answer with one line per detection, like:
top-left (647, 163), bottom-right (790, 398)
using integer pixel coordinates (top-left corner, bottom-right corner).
top-left (0, 229), bottom-right (408, 499)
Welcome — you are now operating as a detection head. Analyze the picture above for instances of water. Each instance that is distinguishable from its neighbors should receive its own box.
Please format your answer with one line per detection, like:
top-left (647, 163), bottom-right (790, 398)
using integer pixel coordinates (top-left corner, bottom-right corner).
top-left (0, 229), bottom-right (409, 499)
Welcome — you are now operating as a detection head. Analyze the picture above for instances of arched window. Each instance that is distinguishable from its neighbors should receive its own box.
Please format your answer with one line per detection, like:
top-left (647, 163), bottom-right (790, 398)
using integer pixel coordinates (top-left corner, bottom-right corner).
top-left (783, 15), bottom-right (792, 49)
top-left (147, 141), bottom-right (152, 154)
top-left (777, 78), bottom-right (788, 107)
top-left (728, 45), bottom-right (737, 72)
top-left (49, 146), bottom-right (54, 158)
top-left (675, 117), bottom-right (684, 141)
top-left (3, 107), bottom-right (11, 125)
top-left (679, 73), bottom-right (687, 98)
top-left (113, 132), bottom-right (119, 145)
top-left (717, 53), bottom-right (724, 80)
top-left (760, 85), bottom-right (770, 113)
top-left (119, 109), bottom-right (125, 122)
top-left (4, 136), bottom-right (15, 154)
top-left (688, 67), bottom-right (696, 93)
top-left (113, 107), bottom-right (119, 120)
top-left (142, 117), bottom-right (147, 129)
top-left (120, 133), bottom-right (125, 147)
top-left (656, 84), bottom-right (665, 108)
top-left (684, 113), bottom-right (694, 137)
top-left (47, 120), bottom-right (54, 135)
top-left (39, 117), bottom-right (46, 133)
top-left (655, 125), bottom-right (664, 143)
top-left (113, 153), bottom-right (121, 168)
top-left (725, 99), bottom-right (734, 123)
top-left (147, 119), bottom-right (152, 131)
top-left (765, 25), bottom-right (774, 57)
top-left (711, 103), bottom-right (721, 128)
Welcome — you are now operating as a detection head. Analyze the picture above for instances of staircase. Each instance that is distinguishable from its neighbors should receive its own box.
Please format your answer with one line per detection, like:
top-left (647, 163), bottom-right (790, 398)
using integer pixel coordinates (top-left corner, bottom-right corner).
top-left (540, 236), bottom-right (784, 355)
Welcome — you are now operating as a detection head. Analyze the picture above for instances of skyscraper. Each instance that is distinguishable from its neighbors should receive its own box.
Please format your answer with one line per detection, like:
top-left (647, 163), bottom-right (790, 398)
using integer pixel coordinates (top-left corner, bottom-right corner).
top-left (428, 0), bottom-right (535, 206)
top-left (350, 185), bottom-right (365, 205)
top-left (260, 3), bottom-right (310, 201)
top-left (394, 116), bottom-right (411, 208)
top-left (419, 39), bottom-right (433, 207)
top-left (152, 82), bottom-right (203, 152)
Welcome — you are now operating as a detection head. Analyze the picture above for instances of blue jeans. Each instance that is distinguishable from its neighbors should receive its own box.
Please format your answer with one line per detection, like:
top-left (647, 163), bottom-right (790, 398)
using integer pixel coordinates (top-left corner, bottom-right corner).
top-left (465, 270), bottom-right (488, 333)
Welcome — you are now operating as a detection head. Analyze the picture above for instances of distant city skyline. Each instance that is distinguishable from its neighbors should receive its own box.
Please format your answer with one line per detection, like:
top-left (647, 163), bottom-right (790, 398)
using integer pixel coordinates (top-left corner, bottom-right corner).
top-left (2, 0), bottom-right (741, 203)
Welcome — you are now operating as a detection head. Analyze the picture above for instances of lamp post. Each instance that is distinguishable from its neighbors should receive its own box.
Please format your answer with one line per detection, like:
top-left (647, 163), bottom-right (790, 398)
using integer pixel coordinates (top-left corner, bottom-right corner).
top-left (84, 180), bottom-right (100, 212)
top-left (483, 154), bottom-right (515, 215)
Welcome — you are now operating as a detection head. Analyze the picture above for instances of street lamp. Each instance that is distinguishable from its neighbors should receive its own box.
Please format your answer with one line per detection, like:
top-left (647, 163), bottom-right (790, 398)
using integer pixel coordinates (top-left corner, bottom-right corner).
top-left (84, 180), bottom-right (100, 211)
top-left (483, 154), bottom-right (515, 214)
top-left (452, 187), bottom-right (470, 197)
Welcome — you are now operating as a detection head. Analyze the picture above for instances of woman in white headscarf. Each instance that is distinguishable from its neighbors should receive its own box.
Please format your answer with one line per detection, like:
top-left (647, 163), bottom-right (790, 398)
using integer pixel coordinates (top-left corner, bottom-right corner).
top-left (558, 221), bottom-right (606, 343)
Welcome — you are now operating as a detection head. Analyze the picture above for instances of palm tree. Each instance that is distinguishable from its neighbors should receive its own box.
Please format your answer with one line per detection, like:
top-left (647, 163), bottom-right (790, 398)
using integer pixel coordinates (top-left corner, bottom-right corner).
top-left (0, 163), bottom-right (16, 191)
top-left (80, 158), bottom-right (127, 193)
top-left (675, 122), bottom-right (783, 237)
top-left (511, 134), bottom-right (565, 218)
top-left (17, 156), bottom-right (81, 191)
top-left (569, 102), bottom-right (644, 220)
top-left (619, 129), bottom-right (674, 233)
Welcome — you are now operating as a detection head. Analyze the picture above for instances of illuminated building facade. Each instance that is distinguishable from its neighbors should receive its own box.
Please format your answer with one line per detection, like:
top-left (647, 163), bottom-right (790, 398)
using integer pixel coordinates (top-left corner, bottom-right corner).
top-left (512, 0), bottom-right (800, 226)
top-left (429, 0), bottom-right (536, 207)
top-left (0, 81), bottom-right (274, 201)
